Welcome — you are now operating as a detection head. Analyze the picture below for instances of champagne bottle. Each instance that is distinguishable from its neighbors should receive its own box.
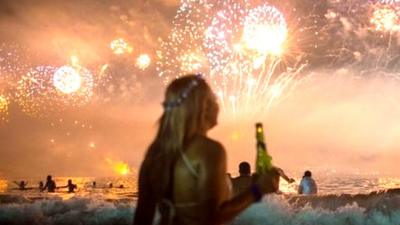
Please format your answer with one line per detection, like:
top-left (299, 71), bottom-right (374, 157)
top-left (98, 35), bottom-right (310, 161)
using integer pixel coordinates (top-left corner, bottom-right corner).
top-left (255, 123), bottom-right (273, 174)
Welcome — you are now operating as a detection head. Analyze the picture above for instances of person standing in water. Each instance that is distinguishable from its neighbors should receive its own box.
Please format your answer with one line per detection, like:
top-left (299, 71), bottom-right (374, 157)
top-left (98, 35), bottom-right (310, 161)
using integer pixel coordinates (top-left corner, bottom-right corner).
top-left (13, 181), bottom-right (28, 190)
top-left (59, 179), bottom-right (77, 193)
top-left (231, 162), bottom-right (253, 196)
top-left (42, 175), bottom-right (56, 192)
top-left (134, 75), bottom-right (280, 225)
top-left (298, 170), bottom-right (318, 195)
top-left (39, 181), bottom-right (44, 190)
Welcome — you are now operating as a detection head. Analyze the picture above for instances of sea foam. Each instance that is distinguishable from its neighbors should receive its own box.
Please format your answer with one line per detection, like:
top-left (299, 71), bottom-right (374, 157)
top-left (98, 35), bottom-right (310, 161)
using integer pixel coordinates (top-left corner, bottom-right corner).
top-left (0, 192), bottom-right (399, 225)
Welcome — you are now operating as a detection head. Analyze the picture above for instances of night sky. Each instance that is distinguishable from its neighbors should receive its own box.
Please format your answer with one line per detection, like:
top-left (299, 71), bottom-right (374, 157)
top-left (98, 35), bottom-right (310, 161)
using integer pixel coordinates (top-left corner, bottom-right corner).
top-left (1, 0), bottom-right (400, 178)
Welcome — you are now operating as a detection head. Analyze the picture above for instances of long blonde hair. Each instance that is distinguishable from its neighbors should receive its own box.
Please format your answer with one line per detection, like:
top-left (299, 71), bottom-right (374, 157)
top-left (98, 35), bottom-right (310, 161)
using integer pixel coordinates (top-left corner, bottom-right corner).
top-left (143, 75), bottom-right (212, 200)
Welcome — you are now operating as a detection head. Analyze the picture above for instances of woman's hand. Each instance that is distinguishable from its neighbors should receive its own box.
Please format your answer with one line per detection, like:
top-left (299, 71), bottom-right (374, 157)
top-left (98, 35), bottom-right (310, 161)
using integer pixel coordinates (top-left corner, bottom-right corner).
top-left (254, 168), bottom-right (280, 194)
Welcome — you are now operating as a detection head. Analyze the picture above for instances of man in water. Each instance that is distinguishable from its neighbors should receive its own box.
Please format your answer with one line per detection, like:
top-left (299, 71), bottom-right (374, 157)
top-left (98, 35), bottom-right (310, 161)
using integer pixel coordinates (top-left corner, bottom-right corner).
top-left (42, 175), bottom-right (56, 192)
top-left (13, 181), bottom-right (28, 190)
top-left (39, 181), bottom-right (44, 190)
top-left (59, 179), bottom-right (77, 193)
top-left (298, 170), bottom-right (318, 195)
top-left (231, 162), bottom-right (253, 196)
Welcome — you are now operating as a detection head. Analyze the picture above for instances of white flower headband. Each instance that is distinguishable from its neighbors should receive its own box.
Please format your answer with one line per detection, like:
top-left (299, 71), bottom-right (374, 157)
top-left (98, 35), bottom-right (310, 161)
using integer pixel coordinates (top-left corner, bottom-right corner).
top-left (162, 74), bottom-right (203, 111)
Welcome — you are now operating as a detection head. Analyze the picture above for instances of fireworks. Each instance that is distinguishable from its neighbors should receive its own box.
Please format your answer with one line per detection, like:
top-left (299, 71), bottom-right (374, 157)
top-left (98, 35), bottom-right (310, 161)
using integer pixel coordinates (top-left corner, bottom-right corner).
top-left (106, 158), bottom-right (131, 176)
top-left (15, 66), bottom-right (58, 117)
top-left (136, 54), bottom-right (151, 70)
top-left (53, 66), bottom-right (82, 94)
top-left (242, 5), bottom-right (287, 56)
top-left (0, 95), bottom-right (9, 122)
top-left (156, 0), bottom-right (212, 81)
top-left (110, 38), bottom-right (133, 55)
top-left (15, 64), bottom-right (94, 117)
top-left (371, 7), bottom-right (400, 32)
top-left (159, 0), bottom-right (300, 118)
top-left (204, 2), bottom-right (287, 70)
top-left (0, 44), bottom-right (31, 94)
top-left (379, 0), bottom-right (400, 5)
top-left (54, 65), bottom-right (94, 107)
top-left (179, 52), bottom-right (205, 73)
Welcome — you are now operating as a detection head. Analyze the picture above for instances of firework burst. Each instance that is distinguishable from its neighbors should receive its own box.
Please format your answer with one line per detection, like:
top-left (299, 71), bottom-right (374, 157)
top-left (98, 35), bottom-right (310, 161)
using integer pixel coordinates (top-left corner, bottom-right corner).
top-left (54, 65), bottom-right (94, 107)
top-left (156, 0), bottom-right (213, 82)
top-left (105, 158), bottom-right (131, 176)
top-left (0, 44), bottom-right (31, 94)
top-left (15, 64), bottom-right (94, 118)
top-left (136, 54), bottom-right (151, 70)
top-left (15, 66), bottom-right (58, 117)
top-left (110, 38), bottom-right (133, 55)
top-left (158, 1), bottom-right (302, 119)
top-left (371, 6), bottom-right (400, 32)
top-left (53, 66), bottom-right (82, 94)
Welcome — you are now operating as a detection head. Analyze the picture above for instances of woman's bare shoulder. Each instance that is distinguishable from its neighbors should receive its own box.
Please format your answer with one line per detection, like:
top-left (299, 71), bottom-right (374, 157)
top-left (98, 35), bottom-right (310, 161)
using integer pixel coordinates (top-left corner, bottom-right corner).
top-left (189, 136), bottom-right (226, 159)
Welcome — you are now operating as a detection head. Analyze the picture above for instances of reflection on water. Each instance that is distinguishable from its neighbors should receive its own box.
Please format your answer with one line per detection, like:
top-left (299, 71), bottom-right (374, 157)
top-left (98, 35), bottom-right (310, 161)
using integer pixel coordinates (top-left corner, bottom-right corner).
top-left (378, 177), bottom-right (400, 190)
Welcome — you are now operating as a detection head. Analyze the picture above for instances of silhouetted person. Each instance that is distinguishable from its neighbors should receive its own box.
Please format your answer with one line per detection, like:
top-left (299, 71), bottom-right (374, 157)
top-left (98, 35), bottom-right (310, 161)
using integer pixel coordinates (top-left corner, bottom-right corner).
top-left (39, 181), bottom-right (44, 190)
top-left (231, 162), bottom-right (253, 196)
top-left (298, 170), bottom-right (317, 195)
top-left (92, 181), bottom-right (96, 188)
top-left (60, 179), bottom-right (77, 193)
top-left (13, 181), bottom-right (28, 190)
top-left (42, 175), bottom-right (56, 192)
top-left (109, 183), bottom-right (113, 188)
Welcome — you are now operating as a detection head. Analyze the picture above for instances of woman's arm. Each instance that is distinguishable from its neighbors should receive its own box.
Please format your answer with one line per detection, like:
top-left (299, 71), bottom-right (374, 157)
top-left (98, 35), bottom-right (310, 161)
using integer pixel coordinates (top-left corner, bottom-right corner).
top-left (197, 140), bottom-right (278, 225)
top-left (133, 162), bottom-right (156, 225)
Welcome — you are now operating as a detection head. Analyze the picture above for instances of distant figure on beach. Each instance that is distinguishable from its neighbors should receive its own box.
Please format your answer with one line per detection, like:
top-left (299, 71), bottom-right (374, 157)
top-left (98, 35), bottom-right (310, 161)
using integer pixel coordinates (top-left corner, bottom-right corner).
top-left (109, 183), bottom-right (113, 188)
top-left (298, 170), bottom-right (318, 195)
top-left (92, 181), bottom-right (96, 188)
top-left (59, 179), bottom-right (77, 193)
top-left (42, 175), bottom-right (56, 192)
top-left (13, 181), bottom-right (28, 190)
top-left (231, 162), bottom-right (253, 196)
top-left (39, 181), bottom-right (44, 190)
top-left (134, 75), bottom-right (280, 225)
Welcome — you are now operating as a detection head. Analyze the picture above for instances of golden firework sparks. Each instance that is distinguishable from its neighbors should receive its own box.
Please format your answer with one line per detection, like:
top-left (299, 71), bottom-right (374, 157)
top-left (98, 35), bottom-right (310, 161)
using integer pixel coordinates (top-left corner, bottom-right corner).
top-left (136, 54), bottom-right (151, 70)
top-left (371, 7), bottom-right (400, 32)
top-left (0, 95), bottom-right (9, 122)
top-left (110, 38), bottom-right (133, 55)
top-left (53, 66), bottom-right (82, 94)
top-left (106, 158), bottom-right (131, 176)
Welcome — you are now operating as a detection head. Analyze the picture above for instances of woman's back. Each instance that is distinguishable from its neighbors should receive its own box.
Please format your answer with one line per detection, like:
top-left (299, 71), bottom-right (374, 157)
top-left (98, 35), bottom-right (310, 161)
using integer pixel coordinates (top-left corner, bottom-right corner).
top-left (171, 135), bottom-right (230, 225)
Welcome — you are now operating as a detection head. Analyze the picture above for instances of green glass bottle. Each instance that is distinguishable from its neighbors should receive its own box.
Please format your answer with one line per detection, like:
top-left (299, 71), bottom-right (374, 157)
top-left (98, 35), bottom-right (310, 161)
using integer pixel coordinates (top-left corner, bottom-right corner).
top-left (255, 123), bottom-right (273, 174)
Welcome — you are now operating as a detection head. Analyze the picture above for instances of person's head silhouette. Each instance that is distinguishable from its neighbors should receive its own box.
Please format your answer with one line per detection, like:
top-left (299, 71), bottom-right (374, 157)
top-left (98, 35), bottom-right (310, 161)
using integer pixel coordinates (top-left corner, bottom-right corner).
top-left (239, 162), bottom-right (251, 176)
top-left (303, 170), bottom-right (312, 178)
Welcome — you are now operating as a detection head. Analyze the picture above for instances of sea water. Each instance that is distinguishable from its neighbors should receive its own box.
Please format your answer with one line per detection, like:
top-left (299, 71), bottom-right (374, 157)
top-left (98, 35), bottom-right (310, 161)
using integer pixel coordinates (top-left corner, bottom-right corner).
top-left (0, 174), bottom-right (399, 225)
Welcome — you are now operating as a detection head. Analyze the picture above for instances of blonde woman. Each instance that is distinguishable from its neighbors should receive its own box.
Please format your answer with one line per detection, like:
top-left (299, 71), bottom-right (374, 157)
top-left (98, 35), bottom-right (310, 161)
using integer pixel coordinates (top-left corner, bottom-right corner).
top-left (134, 75), bottom-right (279, 225)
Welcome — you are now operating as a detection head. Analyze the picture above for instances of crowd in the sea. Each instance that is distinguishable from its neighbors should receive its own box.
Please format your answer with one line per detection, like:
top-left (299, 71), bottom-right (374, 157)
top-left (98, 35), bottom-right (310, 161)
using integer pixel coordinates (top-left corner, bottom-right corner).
top-left (12, 175), bottom-right (125, 193)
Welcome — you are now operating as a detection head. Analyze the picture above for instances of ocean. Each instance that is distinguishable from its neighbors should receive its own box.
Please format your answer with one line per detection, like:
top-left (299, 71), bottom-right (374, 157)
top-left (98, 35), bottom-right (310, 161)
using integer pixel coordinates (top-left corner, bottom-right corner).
top-left (0, 174), bottom-right (399, 225)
